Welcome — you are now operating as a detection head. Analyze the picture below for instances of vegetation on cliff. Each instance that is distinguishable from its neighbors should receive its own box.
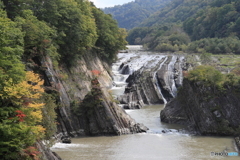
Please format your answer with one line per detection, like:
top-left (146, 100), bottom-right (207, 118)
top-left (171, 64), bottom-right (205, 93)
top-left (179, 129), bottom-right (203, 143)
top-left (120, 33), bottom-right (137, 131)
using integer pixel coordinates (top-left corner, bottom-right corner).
top-left (186, 65), bottom-right (240, 90)
top-left (161, 65), bottom-right (240, 136)
top-left (0, 0), bottom-right (127, 159)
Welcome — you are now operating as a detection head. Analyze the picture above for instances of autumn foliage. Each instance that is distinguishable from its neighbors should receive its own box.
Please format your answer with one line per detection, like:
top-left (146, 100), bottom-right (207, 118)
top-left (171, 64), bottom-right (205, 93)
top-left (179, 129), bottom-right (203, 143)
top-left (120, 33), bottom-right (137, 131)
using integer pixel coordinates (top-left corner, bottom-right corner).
top-left (0, 71), bottom-right (46, 159)
top-left (91, 70), bottom-right (101, 77)
top-left (15, 110), bottom-right (26, 122)
top-left (23, 146), bottom-right (41, 160)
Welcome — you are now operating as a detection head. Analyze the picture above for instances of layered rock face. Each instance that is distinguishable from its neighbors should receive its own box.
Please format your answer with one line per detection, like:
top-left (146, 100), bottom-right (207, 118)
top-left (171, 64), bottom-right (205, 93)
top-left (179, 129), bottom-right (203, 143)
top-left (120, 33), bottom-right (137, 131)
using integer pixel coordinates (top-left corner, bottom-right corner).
top-left (116, 54), bottom-right (186, 109)
top-left (161, 79), bottom-right (240, 136)
top-left (39, 52), bottom-right (147, 137)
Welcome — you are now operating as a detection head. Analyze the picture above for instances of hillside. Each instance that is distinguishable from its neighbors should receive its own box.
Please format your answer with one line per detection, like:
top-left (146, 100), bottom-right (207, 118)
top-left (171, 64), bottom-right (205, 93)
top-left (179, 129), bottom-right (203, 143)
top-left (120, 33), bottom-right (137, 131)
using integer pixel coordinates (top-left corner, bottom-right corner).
top-left (127, 0), bottom-right (240, 55)
top-left (139, 0), bottom-right (211, 27)
top-left (103, 0), bottom-right (172, 30)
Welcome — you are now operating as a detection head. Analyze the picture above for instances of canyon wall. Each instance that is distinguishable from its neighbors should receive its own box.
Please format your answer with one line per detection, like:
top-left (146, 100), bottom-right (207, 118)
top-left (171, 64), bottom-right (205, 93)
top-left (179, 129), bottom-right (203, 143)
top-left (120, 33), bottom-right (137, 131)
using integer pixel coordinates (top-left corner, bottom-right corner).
top-left (161, 79), bottom-right (240, 136)
top-left (39, 52), bottom-right (147, 137)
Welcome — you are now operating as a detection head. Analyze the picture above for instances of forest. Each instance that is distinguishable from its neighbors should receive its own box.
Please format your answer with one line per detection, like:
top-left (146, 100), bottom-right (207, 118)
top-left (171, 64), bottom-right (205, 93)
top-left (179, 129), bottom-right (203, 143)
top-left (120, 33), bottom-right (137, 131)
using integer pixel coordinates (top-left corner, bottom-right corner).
top-left (0, 0), bottom-right (127, 159)
top-left (127, 0), bottom-right (240, 55)
top-left (103, 0), bottom-right (172, 30)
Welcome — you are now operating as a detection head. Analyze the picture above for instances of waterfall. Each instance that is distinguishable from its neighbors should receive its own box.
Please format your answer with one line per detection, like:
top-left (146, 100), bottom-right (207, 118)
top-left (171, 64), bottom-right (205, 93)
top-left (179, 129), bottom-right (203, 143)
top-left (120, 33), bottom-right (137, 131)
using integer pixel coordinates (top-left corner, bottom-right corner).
top-left (111, 51), bottom-right (186, 107)
top-left (167, 56), bottom-right (178, 97)
top-left (177, 56), bottom-right (185, 86)
top-left (154, 57), bottom-right (168, 104)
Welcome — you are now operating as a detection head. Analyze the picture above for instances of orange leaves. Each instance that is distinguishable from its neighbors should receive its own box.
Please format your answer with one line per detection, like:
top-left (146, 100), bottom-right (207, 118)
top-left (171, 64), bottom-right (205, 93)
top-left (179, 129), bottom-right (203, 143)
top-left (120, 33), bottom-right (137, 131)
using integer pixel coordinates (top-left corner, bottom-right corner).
top-left (91, 70), bottom-right (101, 77)
top-left (23, 146), bottom-right (41, 160)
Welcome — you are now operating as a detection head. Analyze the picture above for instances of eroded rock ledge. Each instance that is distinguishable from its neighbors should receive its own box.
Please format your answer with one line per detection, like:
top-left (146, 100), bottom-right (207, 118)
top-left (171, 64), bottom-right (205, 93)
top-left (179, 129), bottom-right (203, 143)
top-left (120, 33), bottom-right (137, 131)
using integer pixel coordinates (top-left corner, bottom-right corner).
top-left (40, 51), bottom-right (147, 137)
top-left (161, 79), bottom-right (240, 136)
top-left (117, 55), bottom-right (186, 109)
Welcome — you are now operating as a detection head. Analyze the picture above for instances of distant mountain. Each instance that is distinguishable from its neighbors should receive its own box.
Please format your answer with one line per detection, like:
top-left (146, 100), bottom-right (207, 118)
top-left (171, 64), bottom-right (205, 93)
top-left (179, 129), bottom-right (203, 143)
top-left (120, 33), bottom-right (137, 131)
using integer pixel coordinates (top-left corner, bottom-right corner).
top-left (102, 0), bottom-right (172, 30)
top-left (127, 0), bottom-right (240, 55)
top-left (139, 0), bottom-right (212, 27)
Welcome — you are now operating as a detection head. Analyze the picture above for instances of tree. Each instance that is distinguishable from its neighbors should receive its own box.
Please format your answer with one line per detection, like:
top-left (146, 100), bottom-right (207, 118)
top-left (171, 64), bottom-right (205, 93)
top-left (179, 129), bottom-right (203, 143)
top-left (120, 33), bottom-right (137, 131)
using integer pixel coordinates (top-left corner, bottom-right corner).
top-left (2, 0), bottom-right (33, 19)
top-left (35, 0), bottom-right (98, 66)
top-left (15, 10), bottom-right (59, 66)
top-left (0, 8), bottom-right (25, 89)
top-left (92, 7), bottom-right (127, 62)
top-left (0, 71), bottom-right (46, 159)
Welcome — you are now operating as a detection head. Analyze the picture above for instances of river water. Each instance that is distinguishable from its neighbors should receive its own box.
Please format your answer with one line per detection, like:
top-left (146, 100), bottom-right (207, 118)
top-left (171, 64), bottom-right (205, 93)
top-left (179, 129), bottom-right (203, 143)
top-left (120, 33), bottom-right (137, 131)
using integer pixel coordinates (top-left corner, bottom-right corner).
top-left (52, 48), bottom-right (239, 160)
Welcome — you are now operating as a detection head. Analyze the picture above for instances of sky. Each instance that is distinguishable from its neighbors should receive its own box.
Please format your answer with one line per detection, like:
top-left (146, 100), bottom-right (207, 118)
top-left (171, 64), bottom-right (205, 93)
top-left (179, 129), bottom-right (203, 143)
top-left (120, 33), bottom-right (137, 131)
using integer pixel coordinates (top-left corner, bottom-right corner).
top-left (90, 0), bottom-right (134, 8)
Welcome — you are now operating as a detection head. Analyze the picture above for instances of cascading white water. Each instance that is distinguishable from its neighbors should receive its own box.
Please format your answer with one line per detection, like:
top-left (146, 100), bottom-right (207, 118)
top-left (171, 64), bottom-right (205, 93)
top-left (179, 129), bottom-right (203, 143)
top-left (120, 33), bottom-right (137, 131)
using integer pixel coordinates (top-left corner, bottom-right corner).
top-left (167, 56), bottom-right (178, 97)
top-left (111, 53), bottom-right (181, 104)
top-left (110, 61), bottom-right (129, 96)
top-left (153, 57), bottom-right (168, 104)
top-left (177, 56), bottom-right (185, 86)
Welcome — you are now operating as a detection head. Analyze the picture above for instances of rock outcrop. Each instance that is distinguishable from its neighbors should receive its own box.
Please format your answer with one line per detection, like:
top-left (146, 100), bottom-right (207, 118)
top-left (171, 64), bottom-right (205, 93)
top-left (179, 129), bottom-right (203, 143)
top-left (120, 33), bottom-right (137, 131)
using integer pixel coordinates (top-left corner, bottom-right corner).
top-left (37, 142), bottom-right (62, 160)
top-left (235, 136), bottom-right (240, 150)
top-left (117, 55), bottom-right (186, 109)
top-left (38, 51), bottom-right (147, 137)
top-left (161, 79), bottom-right (240, 136)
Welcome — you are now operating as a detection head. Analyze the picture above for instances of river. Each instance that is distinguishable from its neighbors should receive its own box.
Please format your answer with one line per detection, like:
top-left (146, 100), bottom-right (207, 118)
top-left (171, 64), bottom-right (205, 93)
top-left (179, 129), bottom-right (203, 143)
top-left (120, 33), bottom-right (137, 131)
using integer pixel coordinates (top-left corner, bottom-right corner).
top-left (51, 47), bottom-right (239, 160)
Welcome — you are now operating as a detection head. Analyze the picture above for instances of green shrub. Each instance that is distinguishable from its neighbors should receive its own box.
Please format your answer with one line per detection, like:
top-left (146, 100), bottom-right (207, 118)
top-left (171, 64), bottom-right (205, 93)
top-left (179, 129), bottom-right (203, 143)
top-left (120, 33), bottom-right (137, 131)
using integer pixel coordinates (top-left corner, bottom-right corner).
top-left (187, 65), bottom-right (224, 86)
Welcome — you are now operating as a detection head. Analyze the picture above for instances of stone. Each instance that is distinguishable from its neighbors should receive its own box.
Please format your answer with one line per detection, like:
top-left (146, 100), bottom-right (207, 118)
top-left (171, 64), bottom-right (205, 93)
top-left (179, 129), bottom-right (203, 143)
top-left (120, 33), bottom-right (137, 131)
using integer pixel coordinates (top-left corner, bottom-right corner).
top-left (61, 136), bottom-right (71, 144)
top-left (136, 123), bottom-right (149, 132)
top-left (161, 79), bottom-right (240, 136)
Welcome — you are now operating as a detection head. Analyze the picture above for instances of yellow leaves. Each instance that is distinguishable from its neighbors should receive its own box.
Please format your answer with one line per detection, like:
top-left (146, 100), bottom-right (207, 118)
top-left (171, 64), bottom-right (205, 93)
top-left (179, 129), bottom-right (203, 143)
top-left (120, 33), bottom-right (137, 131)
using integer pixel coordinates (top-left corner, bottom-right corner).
top-left (32, 125), bottom-right (46, 138)
top-left (2, 71), bottom-right (46, 137)
top-left (35, 125), bottom-right (46, 132)
top-left (25, 71), bottom-right (44, 97)
top-left (28, 102), bottom-right (44, 109)
top-left (29, 108), bottom-right (43, 123)
top-left (2, 71), bottom-right (44, 105)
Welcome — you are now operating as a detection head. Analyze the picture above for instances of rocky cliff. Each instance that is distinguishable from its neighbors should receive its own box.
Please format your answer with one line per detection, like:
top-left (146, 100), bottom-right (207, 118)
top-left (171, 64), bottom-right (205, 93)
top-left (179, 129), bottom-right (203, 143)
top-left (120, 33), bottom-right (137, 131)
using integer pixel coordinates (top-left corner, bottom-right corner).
top-left (38, 51), bottom-right (147, 137)
top-left (117, 54), bottom-right (186, 109)
top-left (161, 78), bottom-right (240, 136)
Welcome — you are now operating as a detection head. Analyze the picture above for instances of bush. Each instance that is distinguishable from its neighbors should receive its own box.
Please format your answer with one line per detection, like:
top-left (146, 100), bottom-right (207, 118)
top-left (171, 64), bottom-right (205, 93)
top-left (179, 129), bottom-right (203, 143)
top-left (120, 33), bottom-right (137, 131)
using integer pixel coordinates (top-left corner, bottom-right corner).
top-left (187, 65), bottom-right (224, 86)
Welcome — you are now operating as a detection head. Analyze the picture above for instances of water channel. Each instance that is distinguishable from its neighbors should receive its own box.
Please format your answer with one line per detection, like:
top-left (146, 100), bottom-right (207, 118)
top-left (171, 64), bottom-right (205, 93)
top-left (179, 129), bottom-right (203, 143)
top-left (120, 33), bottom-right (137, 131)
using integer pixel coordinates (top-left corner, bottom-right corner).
top-left (52, 48), bottom-right (239, 160)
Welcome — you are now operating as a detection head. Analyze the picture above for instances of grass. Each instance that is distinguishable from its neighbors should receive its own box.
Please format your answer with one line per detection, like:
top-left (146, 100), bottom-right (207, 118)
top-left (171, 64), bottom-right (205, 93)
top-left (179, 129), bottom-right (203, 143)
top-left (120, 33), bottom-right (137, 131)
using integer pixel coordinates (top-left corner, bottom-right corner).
top-left (212, 55), bottom-right (240, 67)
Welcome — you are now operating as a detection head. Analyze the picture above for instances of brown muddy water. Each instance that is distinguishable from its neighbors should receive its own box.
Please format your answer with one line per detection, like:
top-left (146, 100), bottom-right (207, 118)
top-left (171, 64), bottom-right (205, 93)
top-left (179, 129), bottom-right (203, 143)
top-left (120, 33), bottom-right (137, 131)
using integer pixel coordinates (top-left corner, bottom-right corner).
top-left (51, 105), bottom-right (239, 160)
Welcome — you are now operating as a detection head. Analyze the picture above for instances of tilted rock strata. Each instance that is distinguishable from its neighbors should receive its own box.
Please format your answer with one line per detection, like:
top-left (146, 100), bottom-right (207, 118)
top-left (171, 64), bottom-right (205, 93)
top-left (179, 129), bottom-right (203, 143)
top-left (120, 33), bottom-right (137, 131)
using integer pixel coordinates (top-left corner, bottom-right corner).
top-left (118, 55), bottom-right (185, 109)
top-left (40, 52), bottom-right (147, 137)
top-left (161, 79), bottom-right (240, 136)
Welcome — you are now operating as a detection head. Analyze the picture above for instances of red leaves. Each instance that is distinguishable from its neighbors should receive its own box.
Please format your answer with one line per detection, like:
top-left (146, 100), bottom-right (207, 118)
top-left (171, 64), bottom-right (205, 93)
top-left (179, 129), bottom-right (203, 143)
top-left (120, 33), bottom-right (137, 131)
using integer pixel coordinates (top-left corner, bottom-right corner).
top-left (15, 110), bottom-right (26, 122)
top-left (23, 146), bottom-right (41, 160)
top-left (91, 70), bottom-right (101, 76)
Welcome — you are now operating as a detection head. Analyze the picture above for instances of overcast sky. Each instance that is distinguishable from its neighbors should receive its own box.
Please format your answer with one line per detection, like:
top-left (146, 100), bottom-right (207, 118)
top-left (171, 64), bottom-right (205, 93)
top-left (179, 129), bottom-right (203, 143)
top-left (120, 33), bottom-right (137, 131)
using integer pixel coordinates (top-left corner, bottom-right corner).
top-left (90, 0), bottom-right (134, 8)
